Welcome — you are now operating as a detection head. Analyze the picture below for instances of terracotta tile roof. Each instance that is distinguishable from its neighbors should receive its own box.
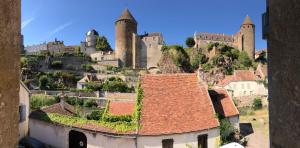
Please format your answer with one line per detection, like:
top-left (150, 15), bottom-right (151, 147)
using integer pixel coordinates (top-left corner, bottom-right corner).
top-left (109, 101), bottom-right (135, 116)
top-left (138, 74), bottom-right (219, 135)
top-left (39, 103), bottom-right (76, 116)
top-left (217, 70), bottom-right (257, 86)
top-left (209, 89), bottom-right (239, 117)
top-left (29, 103), bottom-right (136, 135)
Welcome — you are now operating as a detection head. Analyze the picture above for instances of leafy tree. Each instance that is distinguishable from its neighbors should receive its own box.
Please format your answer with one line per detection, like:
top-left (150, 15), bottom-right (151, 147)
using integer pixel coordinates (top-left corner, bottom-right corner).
top-left (185, 37), bottom-right (195, 48)
top-left (190, 53), bottom-right (208, 70)
top-left (95, 36), bottom-right (112, 52)
top-left (39, 75), bottom-right (50, 89)
top-left (238, 51), bottom-right (253, 68)
top-left (75, 46), bottom-right (81, 54)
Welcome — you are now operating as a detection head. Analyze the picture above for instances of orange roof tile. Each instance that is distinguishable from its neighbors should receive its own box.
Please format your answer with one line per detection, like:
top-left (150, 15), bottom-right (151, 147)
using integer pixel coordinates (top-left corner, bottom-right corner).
top-left (109, 101), bottom-right (135, 116)
top-left (217, 70), bottom-right (256, 86)
top-left (210, 89), bottom-right (239, 117)
top-left (139, 74), bottom-right (219, 135)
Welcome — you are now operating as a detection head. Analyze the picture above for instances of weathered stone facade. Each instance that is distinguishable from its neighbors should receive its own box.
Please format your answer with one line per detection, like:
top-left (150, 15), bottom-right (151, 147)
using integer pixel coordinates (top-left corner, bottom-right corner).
top-left (115, 9), bottom-right (164, 69)
top-left (0, 0), bottom-right (21, 147)
top-left (194, 16), bottom-right (255, 59)
top-left (266, 0), bottom-right (300, 147)
top-left (115, 9), bottom-right (137, 67)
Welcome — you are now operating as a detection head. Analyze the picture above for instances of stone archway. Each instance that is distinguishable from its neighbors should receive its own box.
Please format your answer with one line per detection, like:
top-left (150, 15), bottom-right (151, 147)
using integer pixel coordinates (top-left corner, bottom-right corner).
top-left (69, 130), bottom-right (87, 148)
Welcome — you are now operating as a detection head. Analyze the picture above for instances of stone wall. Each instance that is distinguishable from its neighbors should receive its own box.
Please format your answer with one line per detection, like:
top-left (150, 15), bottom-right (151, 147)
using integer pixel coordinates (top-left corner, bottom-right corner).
top-left (268, 0), bottom-right (300, 147)
top-left (0, 0), bottom-right (20, 146)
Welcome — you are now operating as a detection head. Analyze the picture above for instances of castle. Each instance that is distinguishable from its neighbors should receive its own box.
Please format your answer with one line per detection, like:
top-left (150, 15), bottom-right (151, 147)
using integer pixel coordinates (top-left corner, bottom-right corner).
top-left (115, 8), bottom-right (164, 69)
top-left (81, 8), bottom-right (164, 69)
top-left (194, 15), bottom-right (255, 59)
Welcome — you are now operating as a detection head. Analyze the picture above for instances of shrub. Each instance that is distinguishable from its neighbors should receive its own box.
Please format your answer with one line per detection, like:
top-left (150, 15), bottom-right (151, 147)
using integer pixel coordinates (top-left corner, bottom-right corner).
top-left (39, 75), bottom-right (50, 89)
top-left (64, 97), bottom-right (84, 106)
top-left (30, 94), bottom-right (59, 111)
top-left (220, 119), bottom-right (235, 145)
top-left (252, 97), bottom-right (262, 110)
top-left (81, 64), bottom-right (94, 72)
top-left (87, 110), bottom-right (103, 120)
top-left (85, 82), bottom-right (102, 91)
top-left (102, 81), bottom-right (132, 93)
top-left (51, 61), bottom-right (63, 69)
top-left (185, 37), bottom-right (195, 48)
top-left (103, 115), bottom-right (132, 122)
top-left (83, 99), bottom-right (97, 108)
top-left (66, 64), bottom-right (75, 70)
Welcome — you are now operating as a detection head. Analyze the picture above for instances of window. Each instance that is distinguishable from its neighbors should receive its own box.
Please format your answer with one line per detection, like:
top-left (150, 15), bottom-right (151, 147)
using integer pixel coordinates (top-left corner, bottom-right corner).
top-left (247, 83), bottom-right (251, 89)
top-left (244, 91), bottom-right (247, 95)
top-left (241, 83), bottom-right (245, 89)
top-left (198, 135), bottom-right (208, 148)
top-left (162, 139), bottom-right (173, 148)
top-left (19, 105), bottom-right (26, 123)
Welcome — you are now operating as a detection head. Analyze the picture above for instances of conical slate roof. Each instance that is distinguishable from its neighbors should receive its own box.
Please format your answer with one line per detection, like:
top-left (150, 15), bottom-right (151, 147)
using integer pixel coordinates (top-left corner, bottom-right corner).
top-left (242, 15), bottom-right (254, 25)
top-left (116, 8), bottom-right (137, 24)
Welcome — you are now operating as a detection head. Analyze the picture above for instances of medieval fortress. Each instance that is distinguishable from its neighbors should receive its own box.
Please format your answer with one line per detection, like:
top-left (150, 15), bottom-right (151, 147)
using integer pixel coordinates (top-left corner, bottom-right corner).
top-left (194, 15), bottom-right (255, 59)
top-left (25, 9), bottom-right (255, 69)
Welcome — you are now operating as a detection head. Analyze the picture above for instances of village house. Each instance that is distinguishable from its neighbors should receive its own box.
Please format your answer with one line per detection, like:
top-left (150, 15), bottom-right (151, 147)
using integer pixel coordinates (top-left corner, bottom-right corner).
top-left (216, 70), bottom-right (268, 98)
top-left (29, 74), bottom-right (228, 148)
top-left (209, 88), bottom-right (240, 130)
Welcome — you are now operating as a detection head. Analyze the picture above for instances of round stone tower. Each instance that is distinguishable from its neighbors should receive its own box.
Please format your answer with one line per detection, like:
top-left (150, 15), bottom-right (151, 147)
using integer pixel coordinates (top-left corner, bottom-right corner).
top-left (239, 15), bottom-right (255, 59)
top-left (86, 29), bottom-right (99, 47)
top-left (115, 8), bottom-right (137, 67)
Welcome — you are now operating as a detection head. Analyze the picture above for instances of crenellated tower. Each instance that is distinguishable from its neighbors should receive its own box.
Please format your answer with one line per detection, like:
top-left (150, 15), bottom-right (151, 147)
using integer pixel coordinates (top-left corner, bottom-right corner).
top-left (115, 8), bottom-right (137, 67)
top-left (238, 15), bottom-right (255, 59)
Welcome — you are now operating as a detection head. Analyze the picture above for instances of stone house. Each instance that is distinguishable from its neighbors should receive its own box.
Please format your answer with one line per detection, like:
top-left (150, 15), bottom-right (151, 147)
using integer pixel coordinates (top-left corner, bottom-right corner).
top-left (29, 74), bottom-right (223, 148)
top-left (216, 70), bottom-right (268, 98)
top-left (77, 74), bottom-right (101, 89)
top-left (209, 88), bottom-right (240, 130)
top-left (19, 81), bottom-right (31, 140)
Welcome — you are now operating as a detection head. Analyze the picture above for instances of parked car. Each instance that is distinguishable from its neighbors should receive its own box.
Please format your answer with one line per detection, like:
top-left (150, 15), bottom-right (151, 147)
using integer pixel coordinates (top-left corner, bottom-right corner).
top-left (220, 142), bottom-right (244, 148)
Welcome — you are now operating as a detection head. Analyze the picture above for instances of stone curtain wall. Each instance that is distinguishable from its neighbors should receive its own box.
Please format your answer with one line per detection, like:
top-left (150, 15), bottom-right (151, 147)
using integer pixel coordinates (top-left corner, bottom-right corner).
top-left (0, 0), bottom-right (21, 147)
top-left (268, 0), bottom-right (300, 147)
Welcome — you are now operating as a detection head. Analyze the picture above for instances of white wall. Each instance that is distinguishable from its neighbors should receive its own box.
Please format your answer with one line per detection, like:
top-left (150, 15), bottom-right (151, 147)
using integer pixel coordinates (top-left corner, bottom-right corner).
top-left (19, 83), bottom-right (30, 140)
top-left (29, 119), bottom-right (136, 148)
top-left (228, 116), bottom-right (240, 130)
top-left (225, 81), bottom-right (268, 98)
top-left (137, 128), bottom-right (220, 148)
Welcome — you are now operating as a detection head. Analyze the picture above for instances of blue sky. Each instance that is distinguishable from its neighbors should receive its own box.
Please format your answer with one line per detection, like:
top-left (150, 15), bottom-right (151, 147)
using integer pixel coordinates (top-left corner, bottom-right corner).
top-left (22, 0), bottom-right (267, 50)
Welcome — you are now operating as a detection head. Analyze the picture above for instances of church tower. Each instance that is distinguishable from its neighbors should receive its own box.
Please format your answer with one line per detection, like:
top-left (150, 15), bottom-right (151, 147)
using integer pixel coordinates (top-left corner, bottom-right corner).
top-left (239, 15), bottom-right (255, 59)
top-left (115, 8), bottom-right (137, 67)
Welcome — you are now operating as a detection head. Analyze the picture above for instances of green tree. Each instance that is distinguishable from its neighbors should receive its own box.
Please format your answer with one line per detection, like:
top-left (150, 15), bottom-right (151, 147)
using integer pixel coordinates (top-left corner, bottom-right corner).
top-left (185, 37), bottom-right (195, 48)
top-left (190, 53), bottom-right (208, 70)
top-left (39, 75), bottom-right (49, 89)
top-left (238, 51), bottom-right (253, 68)
top-left (95, 36), bottom-right (112, 52)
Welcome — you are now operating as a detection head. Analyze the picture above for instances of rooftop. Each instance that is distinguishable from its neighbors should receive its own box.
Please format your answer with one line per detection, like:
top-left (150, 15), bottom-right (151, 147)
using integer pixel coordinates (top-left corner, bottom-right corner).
top-left (116, 8), bottom-right (137, 24)
top-left (139, 73), bottom-right (219, 135)
top-left (108, 101), bottom-right (135, 116)
top-left (217, 70), bottom-right (257, 86)
top-left (209, 89), bottom-right (239, 117)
